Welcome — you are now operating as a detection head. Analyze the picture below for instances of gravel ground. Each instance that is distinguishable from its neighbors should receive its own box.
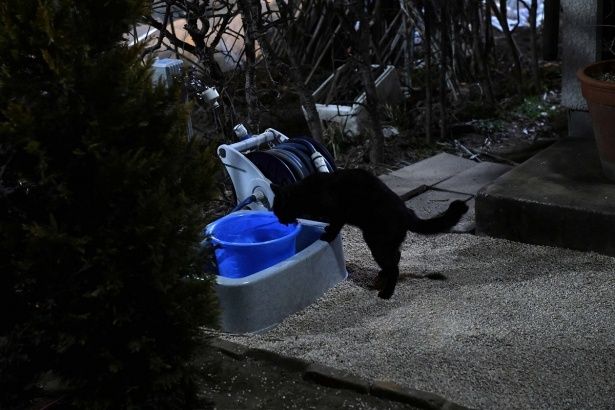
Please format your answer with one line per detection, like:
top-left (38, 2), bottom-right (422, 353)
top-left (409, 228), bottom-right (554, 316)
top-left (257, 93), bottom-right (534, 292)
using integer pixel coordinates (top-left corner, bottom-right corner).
top-left (224, 227), bottom-right (615, 410)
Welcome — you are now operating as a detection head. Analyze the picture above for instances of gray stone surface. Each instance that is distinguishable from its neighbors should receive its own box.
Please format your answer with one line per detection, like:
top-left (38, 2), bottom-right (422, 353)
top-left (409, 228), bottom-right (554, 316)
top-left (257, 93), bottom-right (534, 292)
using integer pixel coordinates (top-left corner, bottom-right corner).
top-left (224, 227), bottom-right (615, 409)
top-left (405, 190), bottom-right (472, 219)
top-left (433, 162), bottom-right (512, 196)
top-left (388, 159), bottom-right (508, 235)
top-left (390, 153), bottom-right (477, 188)
top-left (561, 0), bottom-right (601, 111)
top-left (476, 138), bottom-right (615, 256)
top-left (379, 173), bottom-right (427, 200)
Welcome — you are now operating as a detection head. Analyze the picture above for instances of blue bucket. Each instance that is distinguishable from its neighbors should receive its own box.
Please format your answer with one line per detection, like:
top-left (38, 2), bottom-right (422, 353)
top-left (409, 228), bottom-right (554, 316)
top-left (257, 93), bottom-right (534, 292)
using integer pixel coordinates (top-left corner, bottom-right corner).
top-left (206, 211), bottom-right (301, 278)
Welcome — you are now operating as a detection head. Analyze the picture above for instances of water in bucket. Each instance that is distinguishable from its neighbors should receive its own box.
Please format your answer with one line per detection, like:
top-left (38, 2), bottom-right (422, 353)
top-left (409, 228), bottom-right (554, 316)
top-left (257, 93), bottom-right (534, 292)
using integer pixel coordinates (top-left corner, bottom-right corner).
top-left (205, 211), bottom-right (301, 278)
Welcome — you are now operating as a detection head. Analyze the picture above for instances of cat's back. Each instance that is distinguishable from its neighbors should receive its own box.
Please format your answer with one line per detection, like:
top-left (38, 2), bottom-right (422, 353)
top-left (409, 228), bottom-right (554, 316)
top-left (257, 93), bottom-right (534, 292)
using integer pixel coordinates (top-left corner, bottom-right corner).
top-left (313, 168), bottom-right (400, 201)
top-left (305, 168), bottom-right (376, 190)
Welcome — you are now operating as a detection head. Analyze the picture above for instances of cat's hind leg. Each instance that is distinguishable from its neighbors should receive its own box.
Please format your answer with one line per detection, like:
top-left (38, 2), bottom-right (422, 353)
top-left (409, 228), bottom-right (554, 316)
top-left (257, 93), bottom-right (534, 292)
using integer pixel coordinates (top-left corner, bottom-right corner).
top-left (363, 232), bottom-right (403, 299)
top-left (375, 250), bottom-right (401, 299)
top-left (373, 272), bottom-right (386, 291)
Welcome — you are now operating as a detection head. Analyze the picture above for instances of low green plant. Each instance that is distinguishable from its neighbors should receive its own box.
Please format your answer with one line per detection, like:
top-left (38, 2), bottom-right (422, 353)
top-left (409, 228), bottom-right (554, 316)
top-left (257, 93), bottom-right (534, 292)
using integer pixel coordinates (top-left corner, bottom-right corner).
top-left (382, 103), bottom-right (413, 134)
top-left (472, 118), bottom-right (506, 133)
top-left (322, 121), bottom-right (347, 159)
top-left (515, 96), bottom-right (551, 120)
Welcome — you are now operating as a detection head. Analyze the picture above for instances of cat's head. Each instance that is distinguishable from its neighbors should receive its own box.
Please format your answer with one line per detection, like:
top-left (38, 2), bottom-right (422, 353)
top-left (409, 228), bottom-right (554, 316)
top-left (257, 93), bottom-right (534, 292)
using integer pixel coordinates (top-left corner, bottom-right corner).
top-left (270, 183), bottom-right (300, 225)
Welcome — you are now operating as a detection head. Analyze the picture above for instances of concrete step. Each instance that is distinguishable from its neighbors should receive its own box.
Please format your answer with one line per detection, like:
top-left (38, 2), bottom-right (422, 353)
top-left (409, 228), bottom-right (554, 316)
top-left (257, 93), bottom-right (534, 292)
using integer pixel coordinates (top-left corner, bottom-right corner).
top-left (476, 138), bottom-right (615, 256)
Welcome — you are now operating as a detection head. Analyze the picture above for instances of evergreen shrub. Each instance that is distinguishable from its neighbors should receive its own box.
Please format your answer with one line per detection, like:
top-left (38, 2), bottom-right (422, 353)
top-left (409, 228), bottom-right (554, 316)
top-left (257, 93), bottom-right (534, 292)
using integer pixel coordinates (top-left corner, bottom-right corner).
top-left (0, 0), bottom-right (219, 408)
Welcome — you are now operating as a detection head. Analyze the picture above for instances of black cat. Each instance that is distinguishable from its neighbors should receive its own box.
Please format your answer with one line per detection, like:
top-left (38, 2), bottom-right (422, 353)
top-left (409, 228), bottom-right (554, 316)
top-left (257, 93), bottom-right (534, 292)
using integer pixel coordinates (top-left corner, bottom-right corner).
top-left (271, 168), bottom-right (469, 299)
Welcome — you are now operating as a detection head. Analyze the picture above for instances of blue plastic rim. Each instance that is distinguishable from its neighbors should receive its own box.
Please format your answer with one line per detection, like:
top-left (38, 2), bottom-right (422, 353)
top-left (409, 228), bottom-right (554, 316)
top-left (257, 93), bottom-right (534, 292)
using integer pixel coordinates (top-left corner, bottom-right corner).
top-left (206, 211), bottom-right (301, 278)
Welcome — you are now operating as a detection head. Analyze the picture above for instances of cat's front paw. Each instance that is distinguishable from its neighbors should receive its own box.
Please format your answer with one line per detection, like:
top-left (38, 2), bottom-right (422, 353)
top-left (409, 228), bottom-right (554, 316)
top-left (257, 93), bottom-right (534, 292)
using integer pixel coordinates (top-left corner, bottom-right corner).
top-left (377, 288), bottom-right (394, 299)
top-left (377, 276), bottom-right (396, 299)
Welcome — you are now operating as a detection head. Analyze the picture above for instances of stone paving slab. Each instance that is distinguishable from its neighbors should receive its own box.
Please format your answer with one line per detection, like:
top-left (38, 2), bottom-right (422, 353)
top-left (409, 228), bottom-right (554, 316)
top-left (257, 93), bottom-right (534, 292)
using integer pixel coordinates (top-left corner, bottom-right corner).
top-left (389, 153), bottom-right (477, 190)
top-left (405, 190), bottom-right (473, 218)
top-left (387, 159), bottom-right (509, 235)
top-left (379, 173), bottom-right (427, 200)
top-left (433, 161), bottom-right (512, 196)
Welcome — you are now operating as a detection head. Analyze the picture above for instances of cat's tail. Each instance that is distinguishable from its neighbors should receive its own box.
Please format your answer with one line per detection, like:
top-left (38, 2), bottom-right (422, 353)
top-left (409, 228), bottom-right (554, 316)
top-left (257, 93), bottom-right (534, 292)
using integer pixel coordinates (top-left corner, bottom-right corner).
top-left (406, 200), bottom-right (468, 234)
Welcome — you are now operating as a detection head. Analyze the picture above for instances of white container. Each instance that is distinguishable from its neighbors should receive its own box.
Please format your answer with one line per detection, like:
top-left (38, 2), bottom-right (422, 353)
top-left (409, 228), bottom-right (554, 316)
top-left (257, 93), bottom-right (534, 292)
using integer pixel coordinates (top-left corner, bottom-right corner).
top-left (306, 64), bottom-right (403, 137)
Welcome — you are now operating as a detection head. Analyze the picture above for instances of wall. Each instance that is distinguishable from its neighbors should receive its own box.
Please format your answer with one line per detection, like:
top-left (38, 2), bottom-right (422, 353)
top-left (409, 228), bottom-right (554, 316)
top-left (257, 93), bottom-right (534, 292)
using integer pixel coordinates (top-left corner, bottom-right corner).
top-left (560, 0), bottom-right (601, 137)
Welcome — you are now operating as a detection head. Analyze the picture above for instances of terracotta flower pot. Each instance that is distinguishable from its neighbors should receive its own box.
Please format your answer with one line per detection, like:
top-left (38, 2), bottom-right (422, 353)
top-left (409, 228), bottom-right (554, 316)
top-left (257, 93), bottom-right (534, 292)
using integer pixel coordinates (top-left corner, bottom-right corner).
top-left (577, 60), bottom-right (615, 182)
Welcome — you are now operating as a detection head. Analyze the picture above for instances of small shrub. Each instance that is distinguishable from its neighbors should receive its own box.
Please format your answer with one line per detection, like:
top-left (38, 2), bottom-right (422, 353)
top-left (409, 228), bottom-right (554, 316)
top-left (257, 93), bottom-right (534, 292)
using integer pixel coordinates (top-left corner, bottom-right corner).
top-left (514, 96), bottom-right (551, 121)
top-left (382, 103), bottom-right (413, 133)
top-left (322, 121), bottom-right (347, 158)
top-left (0, 0), bottom-right (218, 408)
